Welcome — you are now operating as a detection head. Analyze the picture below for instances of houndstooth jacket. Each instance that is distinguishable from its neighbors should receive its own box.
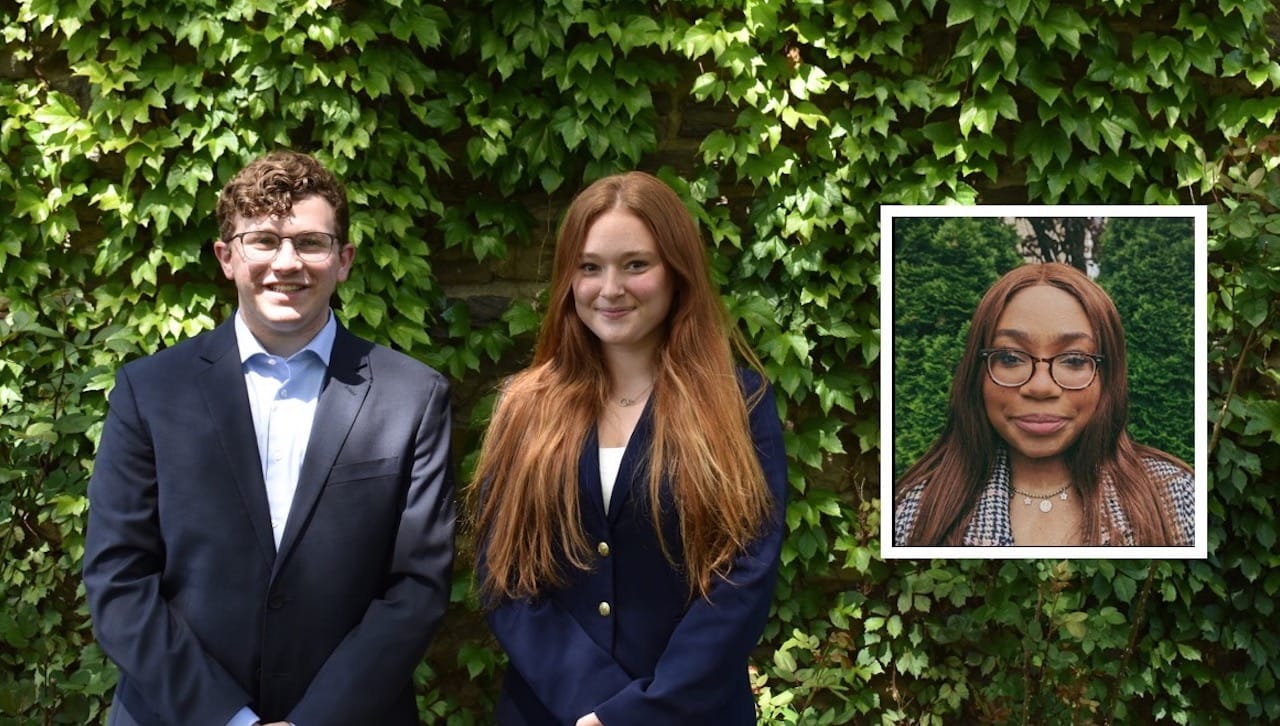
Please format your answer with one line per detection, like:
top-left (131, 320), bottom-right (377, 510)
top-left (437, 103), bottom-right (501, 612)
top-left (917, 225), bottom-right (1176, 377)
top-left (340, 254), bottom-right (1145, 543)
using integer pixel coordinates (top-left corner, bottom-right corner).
top-left (894, 447), bottom-right (1195, 547)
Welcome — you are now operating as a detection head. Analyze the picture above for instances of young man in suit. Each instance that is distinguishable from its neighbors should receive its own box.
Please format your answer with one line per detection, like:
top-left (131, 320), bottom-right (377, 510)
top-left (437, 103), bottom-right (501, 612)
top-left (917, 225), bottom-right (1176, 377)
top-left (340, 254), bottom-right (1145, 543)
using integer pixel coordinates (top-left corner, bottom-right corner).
top-left (83, 150), bottom-right (455, 726)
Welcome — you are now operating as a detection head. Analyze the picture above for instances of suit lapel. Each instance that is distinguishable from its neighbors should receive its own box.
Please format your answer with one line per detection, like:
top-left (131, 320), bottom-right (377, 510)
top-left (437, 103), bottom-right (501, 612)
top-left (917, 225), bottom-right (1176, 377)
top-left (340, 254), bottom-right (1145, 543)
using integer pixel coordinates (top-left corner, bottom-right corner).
top-left (272, 326), bottom-right (372, 577)
top-left (604, 398), bottom-right (656, 524)
top-left (579, 427), bottom-right (608, 521)
top-left (609, 404), bottom-right (655, 522)
top-left (197, 321), bottom-right (276, 564)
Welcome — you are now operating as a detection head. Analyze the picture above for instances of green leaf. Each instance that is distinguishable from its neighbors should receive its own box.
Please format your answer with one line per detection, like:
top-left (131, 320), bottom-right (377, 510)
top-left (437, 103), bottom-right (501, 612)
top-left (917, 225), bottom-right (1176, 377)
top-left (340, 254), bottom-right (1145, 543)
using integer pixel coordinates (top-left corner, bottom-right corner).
top-left (1113, 574), bottom-right (1138, 603)
top-left (1242, 400), bottom-right (1280, 443)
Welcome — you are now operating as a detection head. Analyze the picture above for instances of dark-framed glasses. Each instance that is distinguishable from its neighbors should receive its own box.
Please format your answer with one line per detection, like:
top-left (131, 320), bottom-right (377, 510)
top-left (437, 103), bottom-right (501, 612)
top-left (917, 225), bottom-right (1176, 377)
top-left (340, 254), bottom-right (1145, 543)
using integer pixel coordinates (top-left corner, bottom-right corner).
top-left (227, 230), bottom-right (340, 263)
top-left (978, 348), bottom-right (1104, 390)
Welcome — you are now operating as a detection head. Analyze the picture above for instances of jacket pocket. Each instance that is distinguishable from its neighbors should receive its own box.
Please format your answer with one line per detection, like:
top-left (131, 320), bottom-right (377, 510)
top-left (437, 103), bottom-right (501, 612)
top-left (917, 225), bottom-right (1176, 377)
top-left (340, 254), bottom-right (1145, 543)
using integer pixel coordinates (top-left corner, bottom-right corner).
top-left (327, 457), bottom-right (401, 486)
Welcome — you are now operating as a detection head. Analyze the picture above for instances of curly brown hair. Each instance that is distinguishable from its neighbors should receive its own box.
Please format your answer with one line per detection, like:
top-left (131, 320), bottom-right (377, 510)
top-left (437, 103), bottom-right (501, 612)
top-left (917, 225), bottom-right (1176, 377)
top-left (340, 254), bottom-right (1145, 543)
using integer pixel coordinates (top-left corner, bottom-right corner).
top-left (216, 150), bottom-right (348, 242)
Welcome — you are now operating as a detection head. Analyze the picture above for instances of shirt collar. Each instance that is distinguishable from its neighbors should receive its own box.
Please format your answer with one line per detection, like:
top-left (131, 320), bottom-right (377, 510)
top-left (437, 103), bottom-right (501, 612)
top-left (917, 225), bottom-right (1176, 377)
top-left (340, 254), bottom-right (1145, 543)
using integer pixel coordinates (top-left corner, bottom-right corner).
top-left (234, 310), bottom-right (337, 366)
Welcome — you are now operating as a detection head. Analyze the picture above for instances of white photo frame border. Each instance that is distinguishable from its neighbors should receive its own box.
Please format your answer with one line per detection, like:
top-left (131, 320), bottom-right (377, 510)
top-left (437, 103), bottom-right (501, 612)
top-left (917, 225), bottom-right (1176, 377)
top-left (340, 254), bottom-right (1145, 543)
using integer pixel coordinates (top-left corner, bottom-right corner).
top-left (879, 204), bottom-right (1208, 560)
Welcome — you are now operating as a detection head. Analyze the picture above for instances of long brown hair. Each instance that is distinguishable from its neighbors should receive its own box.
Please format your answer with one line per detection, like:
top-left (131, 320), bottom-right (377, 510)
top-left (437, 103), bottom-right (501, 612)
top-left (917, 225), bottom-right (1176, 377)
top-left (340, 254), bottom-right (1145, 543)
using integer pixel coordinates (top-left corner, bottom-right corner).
top-left (895, 262), bottom-right (1191, 545)
top-left (471, 172), bottom-right (772, 602)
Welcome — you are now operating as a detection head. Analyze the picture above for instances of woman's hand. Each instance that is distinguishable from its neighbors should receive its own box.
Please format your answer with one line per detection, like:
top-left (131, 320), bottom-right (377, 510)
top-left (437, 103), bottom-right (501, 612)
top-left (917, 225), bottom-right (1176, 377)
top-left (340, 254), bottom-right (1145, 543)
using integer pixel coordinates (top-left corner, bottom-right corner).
top-left (575, 713), bottom-right (604, 726)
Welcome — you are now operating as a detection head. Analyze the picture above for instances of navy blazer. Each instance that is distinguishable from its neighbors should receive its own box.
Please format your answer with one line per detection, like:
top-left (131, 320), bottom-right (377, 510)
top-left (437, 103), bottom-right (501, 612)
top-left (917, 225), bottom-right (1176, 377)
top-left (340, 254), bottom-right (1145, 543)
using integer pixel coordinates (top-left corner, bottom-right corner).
top-left (83, 320), bottom-right (455, 725)
top-left (487, 371), bottom-right (788, 725)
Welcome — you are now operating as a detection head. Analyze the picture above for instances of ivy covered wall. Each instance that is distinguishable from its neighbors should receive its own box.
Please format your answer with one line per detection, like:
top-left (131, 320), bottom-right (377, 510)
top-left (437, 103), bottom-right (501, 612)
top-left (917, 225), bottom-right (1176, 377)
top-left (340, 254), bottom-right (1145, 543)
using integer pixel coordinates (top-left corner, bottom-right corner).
top-left (2, 0), bottom-right (1278, 723)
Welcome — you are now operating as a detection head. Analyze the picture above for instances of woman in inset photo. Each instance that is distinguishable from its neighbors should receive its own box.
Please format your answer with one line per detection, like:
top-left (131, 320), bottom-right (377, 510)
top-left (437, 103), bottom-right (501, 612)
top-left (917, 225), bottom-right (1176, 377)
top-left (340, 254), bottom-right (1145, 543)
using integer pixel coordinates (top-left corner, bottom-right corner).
top-left (470, 171), bottom-right (788, 725)
top-left (893, 262), bottom-right (1194, 547)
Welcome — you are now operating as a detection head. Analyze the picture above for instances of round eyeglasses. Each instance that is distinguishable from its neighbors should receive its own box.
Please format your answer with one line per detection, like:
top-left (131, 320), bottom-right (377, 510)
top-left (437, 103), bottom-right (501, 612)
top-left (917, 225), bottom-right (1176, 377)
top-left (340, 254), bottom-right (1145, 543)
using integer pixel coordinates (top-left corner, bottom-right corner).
top-left (978, 348), bottom-right (1104, 390)
top-left (227, 230), bottom-right (341, 263)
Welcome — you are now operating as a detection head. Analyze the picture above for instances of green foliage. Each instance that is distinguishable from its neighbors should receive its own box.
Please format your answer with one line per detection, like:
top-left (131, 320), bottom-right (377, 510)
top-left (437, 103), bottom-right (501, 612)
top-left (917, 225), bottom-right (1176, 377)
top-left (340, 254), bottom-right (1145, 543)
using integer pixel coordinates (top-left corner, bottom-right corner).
top-left (0, 290), bottom-right (131, 723)
top-left (891, 217), bottom-right (1023, 480)
top-left (2, 0), bottom-right (1279, 724)
top-left (1098, 217), bottom-right (1197, 463)
top-left (1202, 129), bottom-right (1280, 723)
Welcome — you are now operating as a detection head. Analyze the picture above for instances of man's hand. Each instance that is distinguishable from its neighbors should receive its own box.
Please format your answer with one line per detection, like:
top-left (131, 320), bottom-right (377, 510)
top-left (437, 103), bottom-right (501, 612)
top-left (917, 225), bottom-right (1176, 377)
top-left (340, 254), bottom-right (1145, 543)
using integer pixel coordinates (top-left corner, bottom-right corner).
top-left (575, 713), bottom-right (604, 726)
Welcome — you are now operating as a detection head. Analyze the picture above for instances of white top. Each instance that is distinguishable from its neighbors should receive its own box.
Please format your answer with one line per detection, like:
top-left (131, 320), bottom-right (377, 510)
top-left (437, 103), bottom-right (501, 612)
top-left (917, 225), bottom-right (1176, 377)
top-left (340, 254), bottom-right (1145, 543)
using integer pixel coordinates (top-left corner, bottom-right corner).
top-left (599, 447), bottom-right (626, 511)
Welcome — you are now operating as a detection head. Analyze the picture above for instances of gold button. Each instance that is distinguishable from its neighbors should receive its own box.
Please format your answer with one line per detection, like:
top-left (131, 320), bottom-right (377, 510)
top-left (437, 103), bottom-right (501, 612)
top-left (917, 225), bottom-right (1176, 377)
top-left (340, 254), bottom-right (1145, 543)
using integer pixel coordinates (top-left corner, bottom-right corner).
top-left (597, 541), bottom-right (610, 557)
top-left (598, 602), bottom-right (612, 617)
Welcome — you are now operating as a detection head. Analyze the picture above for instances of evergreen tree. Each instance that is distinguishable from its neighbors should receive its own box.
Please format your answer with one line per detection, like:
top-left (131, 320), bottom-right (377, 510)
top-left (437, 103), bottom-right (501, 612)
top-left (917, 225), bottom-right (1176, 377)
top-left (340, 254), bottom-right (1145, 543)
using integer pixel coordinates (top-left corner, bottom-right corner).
top-left (892, 216), bottom-right (1022, 479)
top-left (1097, 216), bottom-right (1196, 463)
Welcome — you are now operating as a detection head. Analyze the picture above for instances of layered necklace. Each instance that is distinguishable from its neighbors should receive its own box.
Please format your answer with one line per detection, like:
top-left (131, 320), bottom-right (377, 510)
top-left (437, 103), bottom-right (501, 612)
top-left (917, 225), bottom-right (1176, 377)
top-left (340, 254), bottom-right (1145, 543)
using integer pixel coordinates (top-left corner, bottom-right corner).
top-left (1010, 483), bottom-right (1071, 513)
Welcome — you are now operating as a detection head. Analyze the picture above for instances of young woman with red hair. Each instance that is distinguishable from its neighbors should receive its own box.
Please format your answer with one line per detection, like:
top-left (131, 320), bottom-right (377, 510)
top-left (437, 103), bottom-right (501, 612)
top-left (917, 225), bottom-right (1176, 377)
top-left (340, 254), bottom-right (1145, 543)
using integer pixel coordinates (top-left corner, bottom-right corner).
top-left (470, 171), bottom-right (788, 725)
top-left (894, 262), bottom-right (1194, 547)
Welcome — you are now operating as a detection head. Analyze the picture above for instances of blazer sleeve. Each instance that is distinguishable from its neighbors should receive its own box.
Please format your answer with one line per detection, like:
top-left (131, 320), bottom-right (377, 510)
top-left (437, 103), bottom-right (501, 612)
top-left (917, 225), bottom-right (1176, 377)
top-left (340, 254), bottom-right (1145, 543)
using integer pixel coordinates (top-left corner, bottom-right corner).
top-left (83, 366), bottom-right (252, 724)
top-left (287, 372), bottom-right (456, 725)
top-left (592, 380), bottom-right (789, 725)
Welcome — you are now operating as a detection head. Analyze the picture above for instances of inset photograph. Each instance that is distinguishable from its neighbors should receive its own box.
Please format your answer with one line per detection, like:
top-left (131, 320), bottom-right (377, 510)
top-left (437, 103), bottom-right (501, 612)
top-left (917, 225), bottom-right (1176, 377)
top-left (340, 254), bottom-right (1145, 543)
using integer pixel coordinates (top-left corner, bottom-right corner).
top-left (880, 206), bottom-right (1207, 559)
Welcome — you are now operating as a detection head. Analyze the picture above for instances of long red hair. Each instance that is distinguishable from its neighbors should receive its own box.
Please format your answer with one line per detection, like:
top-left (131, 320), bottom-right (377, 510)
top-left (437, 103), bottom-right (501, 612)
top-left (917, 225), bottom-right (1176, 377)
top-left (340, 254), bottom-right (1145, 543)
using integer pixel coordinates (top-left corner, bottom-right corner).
top-left (895, 262), bottom-right (1191, 545)
top-left (471, 172), bottom-right (772, 602)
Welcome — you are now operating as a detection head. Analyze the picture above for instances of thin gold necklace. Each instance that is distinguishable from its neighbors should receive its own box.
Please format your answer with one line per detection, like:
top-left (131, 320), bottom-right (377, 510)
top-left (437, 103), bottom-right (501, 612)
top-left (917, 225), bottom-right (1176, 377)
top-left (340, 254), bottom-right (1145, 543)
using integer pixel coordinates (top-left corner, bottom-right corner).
top-left (615, 382), bottom-right (654, 407)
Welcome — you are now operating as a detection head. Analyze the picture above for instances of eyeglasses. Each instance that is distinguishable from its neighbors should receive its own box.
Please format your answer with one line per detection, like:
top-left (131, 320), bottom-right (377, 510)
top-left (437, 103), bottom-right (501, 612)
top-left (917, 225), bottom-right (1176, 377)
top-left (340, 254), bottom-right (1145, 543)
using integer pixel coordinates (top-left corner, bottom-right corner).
top-left (226, 230), bottom-right (341, 263)
top-left (978, 348), bottom-right (1104, 390)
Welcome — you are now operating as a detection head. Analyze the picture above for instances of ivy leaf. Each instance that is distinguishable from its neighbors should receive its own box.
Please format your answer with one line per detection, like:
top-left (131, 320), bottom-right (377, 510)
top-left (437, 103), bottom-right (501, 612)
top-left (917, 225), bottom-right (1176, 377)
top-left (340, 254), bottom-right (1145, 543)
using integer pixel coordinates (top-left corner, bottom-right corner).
top-left (1113, 574), bottom-right (1138, 603)
top-left (1242, 400), bottom-right (1280, 444)
top-left (773, 647), bottom-right (797, 674)
top-left (1255, 519), bottom-right (1276, 550)
top-left (946, 0), bottom-right (977, 27)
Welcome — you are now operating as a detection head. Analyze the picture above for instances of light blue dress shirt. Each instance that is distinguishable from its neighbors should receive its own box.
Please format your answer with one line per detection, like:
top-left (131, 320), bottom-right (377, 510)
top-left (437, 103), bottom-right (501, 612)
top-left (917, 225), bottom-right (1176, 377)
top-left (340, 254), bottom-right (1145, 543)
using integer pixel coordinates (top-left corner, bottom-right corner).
top-left (234, 312), bottom-right (334, 548)
top-left (226, 310), bottom-right (335, 726)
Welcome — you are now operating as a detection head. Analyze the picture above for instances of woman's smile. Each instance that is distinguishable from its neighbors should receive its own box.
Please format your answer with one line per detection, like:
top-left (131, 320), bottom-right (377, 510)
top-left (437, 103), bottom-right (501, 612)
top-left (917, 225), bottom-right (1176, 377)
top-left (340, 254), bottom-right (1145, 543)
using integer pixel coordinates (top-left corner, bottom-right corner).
top-left (1010, 414), bottom-right (1069, 435)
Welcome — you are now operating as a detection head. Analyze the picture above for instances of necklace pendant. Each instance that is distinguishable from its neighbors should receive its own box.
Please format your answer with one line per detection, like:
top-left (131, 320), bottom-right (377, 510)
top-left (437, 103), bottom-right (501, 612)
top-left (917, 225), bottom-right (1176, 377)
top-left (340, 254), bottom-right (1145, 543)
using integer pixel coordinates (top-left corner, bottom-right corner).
top-left (1023, 496), bottom-right (1032, 506)
top-left (1060, 491), bottom-right (1068, 500)
top-left (618, 397), bottom-right (635, 407)
top-left (1039, 499), bottom-right (1053, 513)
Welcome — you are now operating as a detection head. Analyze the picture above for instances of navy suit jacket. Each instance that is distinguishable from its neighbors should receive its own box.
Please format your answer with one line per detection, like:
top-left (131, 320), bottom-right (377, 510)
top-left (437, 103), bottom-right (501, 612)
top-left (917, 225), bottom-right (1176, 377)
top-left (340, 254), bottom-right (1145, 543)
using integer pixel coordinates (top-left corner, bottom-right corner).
top-left (487, 372), bottom-right (788, 725)
top-left (83, 320), bottom-right (455, 725)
